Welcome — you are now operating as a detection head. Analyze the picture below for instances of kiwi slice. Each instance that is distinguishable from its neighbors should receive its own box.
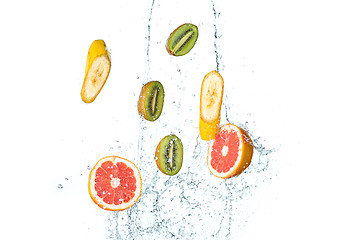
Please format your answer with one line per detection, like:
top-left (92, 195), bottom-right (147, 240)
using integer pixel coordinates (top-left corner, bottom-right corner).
top-left (155, 135), bottom-right (183, 176)
top-left (166, 23), bottom-right (198, 56)
top-left (138, 81), bottom-right (165, 121)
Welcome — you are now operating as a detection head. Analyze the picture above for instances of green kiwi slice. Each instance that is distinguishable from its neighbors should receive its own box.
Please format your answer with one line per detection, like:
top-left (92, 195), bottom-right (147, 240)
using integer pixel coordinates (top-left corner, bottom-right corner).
top-left (155, 135), bottom-right (183, 176)
top-left (138, 81), bottom-right (165, 121)
top-left (166, 23), bottom-right (198, 56)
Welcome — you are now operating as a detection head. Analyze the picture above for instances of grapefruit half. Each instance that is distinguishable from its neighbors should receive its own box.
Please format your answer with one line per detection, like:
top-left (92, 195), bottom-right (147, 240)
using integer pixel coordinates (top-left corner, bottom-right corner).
top-left (207, 123), bottom-right (253, 178)
top-left (88, 156), bottom-right (142, 211)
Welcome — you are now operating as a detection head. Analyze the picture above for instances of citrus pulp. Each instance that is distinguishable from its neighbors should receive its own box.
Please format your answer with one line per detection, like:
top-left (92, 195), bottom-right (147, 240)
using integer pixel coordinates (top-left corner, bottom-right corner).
top-left (88, 156), bottom-right (142, 211)
top-left (207, 123), bottom-right (253, 178)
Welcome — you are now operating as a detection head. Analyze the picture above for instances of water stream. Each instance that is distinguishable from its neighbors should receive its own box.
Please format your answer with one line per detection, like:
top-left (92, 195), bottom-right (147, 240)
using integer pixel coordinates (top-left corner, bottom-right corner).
top-left (106, 1), bottom-right (276, 239)
top-left (58, 1), bottom-right (277, 239)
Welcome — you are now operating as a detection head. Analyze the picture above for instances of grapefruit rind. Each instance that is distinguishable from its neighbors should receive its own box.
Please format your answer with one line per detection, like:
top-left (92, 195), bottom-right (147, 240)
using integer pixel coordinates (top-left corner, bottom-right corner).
top-left (88, 156), bottom-right (142, 211)
top-left (207, 124), bottom-right (253, 179)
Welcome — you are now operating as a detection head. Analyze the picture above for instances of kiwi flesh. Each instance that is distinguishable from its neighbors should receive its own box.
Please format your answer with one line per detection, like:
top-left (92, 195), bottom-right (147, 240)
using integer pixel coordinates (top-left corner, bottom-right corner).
top-left (155, 135), bottom-right (183, 176)
top-left (166, 23), bottom-right (198, 56)
top-left (138, 81), bottom-right (164, 121)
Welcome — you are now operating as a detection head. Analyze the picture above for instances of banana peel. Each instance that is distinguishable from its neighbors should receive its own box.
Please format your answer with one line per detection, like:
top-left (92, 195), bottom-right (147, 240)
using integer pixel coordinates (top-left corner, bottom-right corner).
top-left (199, 70), bottom-right (224, 141)
top-left (199, 117), bottom-right (220, 141)
top-left (81, 39), bottom-right (111, 103)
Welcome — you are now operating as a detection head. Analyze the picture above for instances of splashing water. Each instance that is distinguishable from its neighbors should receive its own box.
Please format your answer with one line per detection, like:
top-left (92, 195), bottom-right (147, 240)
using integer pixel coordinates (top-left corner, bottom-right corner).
top-left (211, 0), bottom-right (223, 73)
top-left (57, 0), bottom-right (278, 239)
top-left (102, 1), bottom-right (277, 239)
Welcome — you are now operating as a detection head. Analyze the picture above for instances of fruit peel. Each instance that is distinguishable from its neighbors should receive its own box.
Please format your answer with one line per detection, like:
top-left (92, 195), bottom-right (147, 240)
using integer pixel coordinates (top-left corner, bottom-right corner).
top-left (207, 123), bottom-right (254, 179)
top-left (137, 81), bottom-right (164, 121)
top-left (81, 39), bottom-right (111, 103)
top-left (199, 70), bottom-right (224, 141)
top-left (199, 116), bottom-right (220, 141)
top-left (155, 134), bottom-right (183, 176)
top-left (166, 23), bottom-right (198, 56)
top-left (88, 156), bottom-right (142, 211)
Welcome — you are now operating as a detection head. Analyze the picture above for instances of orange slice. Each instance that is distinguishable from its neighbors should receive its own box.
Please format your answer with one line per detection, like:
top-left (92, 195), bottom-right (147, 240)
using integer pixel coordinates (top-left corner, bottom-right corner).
top-left (199, 70), bottom-right (224, 141)
top-left (207, 123), bottom-right (253, 178)
top-left (88, 156), bottom-right (142, 211)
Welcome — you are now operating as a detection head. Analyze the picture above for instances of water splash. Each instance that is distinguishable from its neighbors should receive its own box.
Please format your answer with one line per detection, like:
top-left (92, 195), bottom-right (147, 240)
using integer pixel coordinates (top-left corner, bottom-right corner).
top-left (54, 1), bottom-right (277, 238)
top-left (107, 212), bottom-right (121, 240)
top-left (210, 0), bottom-right (233, 126)
top-left (103, 0), bottom-right (275, 239)
top-left (57, 166), bottom-right (89, 190)
top-left (145, 0), bottom-right (156, 80)
top-left (104, 136), bottom-right (274, 240)
top-left (211, 0), bottom-right (223, 73)
top-left (136, 0), bottom-right (156, 172)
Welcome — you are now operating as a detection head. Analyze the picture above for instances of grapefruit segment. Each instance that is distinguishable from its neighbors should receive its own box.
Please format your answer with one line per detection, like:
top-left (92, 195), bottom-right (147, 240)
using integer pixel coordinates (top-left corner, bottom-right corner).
top-left (207, 123), bottom-right (253, 178)
top-left (88, 156), bottom-right (142, 211)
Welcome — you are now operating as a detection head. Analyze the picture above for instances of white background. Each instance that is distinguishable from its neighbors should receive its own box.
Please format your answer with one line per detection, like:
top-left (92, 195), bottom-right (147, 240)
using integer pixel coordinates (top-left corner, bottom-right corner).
top-left (1, 0), bottom-right (360, 239)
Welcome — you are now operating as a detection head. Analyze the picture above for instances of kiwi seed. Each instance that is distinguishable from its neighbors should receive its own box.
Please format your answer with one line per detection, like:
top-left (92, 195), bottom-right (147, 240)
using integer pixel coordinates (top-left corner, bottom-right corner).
top-left (138, 81), bottom-right (164, 121)
top-left (166, 23), bottom-right (198, 56)
top-left (155, 134), bottom-right (183, 176)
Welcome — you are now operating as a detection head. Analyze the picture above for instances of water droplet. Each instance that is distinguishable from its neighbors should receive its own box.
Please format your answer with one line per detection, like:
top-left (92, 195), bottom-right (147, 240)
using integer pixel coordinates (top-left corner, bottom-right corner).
top-left (87, 166), bottom-right (91, 170)
top-left (58, 184), bottom-right (63, 189)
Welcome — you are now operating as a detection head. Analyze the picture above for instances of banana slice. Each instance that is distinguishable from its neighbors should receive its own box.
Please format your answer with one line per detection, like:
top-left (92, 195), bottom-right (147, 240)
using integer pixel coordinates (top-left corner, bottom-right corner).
top-left (81, 40), bottom-right (111, 103)
top-left (199, 70), bottom-right (224, 141)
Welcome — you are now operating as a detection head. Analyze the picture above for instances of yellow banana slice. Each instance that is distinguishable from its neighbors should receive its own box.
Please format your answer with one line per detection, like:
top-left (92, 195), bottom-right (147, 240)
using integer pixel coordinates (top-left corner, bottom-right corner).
top-left (81, 40), bottom-right (111, 103)
top-left (199, 70), bottom-right (224, 141)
